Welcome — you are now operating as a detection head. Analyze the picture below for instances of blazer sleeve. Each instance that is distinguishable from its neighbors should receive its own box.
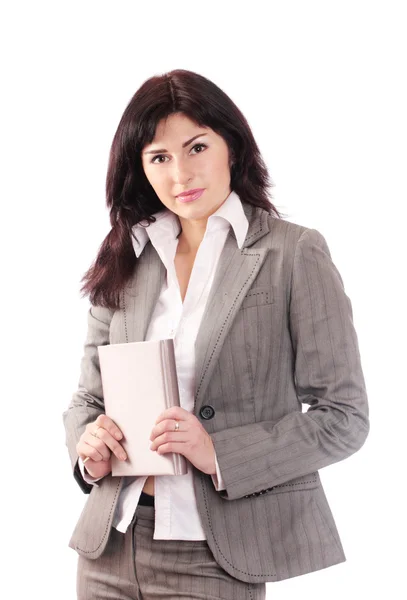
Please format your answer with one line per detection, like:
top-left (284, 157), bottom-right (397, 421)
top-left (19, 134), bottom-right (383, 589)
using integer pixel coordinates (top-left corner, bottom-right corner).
top-left (62, 304), bottom-right (115, 494)
top-left (209, 228), bottom-right (370, 501)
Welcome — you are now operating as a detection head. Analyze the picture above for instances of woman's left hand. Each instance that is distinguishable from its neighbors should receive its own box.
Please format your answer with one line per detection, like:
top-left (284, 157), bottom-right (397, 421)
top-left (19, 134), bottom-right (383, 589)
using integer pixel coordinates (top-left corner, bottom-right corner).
top-left (149, 406), bottom-right (216, 476)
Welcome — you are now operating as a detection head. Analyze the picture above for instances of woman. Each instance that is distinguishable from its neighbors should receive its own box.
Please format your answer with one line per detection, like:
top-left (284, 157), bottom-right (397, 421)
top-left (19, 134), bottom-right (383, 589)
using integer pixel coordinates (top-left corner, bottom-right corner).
top-left (63, 69), bottom-right (370, 600)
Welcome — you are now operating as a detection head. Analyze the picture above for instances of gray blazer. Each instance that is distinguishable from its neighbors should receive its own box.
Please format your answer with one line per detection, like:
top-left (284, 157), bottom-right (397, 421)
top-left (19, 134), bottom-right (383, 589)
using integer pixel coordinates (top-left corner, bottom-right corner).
top-left (63, 202), bottom-right (369, 583)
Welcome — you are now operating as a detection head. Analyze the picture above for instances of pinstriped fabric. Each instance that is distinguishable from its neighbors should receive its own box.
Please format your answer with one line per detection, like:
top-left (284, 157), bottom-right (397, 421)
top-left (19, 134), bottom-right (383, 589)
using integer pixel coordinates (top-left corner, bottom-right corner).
top-left (65, 202), bottom-right (369, 583)
top-left (77, 515), bottom-right (140, 599)
top-left (77, 504), bottom-right (266, 599)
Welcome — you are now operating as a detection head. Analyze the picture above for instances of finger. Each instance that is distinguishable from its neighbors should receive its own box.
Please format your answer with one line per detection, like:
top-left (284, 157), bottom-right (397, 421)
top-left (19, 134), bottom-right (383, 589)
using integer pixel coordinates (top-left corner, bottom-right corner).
top-left (83, 432), bottom-right (112, 461)
top-left (151, 431), bottom-right (189, 450)
top-left (78, 441), bottom-right (105, 462)
top-left (83, 423), bottom-right (126, 461)
top-left (154, 406), bottom-right (189, 425)
top-left (150, 419), bottom-right (184, 440)
top-left (79, 431), bottom-right (111, 461)
top-left (91, 427), bottom-right (127, 460)
top-left (156, 441), bottom-right (187, 455)
top-left (94, 414), bottom-right (123, 440)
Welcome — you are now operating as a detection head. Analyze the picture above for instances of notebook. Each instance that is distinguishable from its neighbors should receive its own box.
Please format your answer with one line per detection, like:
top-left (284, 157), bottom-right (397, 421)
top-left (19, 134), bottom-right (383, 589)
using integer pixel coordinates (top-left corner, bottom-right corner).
top-left (97, 338), bottom-right (188, 477)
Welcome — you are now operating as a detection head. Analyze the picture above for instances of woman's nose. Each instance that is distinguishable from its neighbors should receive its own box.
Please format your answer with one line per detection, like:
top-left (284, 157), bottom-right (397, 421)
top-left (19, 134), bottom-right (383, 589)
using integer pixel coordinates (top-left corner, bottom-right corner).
top-left (171, 158), bottom-right (194, 184)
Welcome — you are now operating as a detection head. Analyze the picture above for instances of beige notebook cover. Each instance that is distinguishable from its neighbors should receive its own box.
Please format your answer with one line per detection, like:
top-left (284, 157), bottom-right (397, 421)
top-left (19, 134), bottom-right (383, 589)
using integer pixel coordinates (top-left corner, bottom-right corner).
top-left (97, 339), bottom-right (188, 477)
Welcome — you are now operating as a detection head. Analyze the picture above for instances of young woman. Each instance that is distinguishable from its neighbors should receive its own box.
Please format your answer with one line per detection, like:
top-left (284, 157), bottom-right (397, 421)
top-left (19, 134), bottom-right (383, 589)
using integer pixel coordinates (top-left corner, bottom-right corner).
top-left (63, 69), bottom-right (369, 600)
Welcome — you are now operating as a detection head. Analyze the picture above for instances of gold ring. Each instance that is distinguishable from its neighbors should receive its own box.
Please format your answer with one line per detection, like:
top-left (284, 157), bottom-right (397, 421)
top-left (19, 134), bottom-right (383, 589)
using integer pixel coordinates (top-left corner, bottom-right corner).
top-left (83, 456), bottom-right (90, 464)
top-left (174, 420), bottom-right (180, 431)
top-left (92, 425), bottom-right (101, 438)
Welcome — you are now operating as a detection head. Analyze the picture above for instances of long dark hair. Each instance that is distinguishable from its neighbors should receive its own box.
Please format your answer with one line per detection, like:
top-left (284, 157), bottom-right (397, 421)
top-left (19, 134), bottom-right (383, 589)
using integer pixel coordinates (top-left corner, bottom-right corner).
top-left (80, 69), bottom-right (284, 309)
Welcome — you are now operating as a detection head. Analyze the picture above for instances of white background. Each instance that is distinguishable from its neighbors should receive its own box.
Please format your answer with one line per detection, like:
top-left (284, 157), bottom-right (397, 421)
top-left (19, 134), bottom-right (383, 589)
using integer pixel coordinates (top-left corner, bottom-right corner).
top-left (1, 1), bottom-right (405, 598)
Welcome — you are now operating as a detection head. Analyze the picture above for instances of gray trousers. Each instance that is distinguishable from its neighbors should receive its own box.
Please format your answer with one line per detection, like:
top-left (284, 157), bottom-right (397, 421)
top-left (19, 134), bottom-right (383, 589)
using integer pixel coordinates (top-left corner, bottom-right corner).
top-left (77, 503), bottom-right (267, 599)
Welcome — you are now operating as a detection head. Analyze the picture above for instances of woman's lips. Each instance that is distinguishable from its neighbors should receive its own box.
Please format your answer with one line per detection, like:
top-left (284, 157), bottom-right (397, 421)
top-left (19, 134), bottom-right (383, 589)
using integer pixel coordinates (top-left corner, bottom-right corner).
top-left (176, 189), bottom-right (205, 203)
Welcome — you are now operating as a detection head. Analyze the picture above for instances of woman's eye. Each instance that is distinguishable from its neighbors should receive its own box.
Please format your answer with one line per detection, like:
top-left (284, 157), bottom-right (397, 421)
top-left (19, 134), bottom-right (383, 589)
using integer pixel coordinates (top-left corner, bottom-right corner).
top-left (151, 155), bottom-right (167, 164)
top-left (150, 143), bottom-right (207, 164)
top-left (191, 143), bottom-right (207, 154)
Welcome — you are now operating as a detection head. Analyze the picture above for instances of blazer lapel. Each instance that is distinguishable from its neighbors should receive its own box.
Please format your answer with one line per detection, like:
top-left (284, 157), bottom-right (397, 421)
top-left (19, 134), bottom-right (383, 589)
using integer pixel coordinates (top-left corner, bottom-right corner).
top-left (123, 203), bottom-right (272, 413)
top-left (194, 203), bottom-right (271, 414)
top-left (123, 241), bottom-right (166, 342)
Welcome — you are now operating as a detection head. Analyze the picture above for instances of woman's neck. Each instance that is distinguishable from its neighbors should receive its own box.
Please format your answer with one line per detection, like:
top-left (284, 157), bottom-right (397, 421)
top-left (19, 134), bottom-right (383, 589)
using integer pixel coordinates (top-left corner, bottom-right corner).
top-left (176, 217), bottom-right (207, 254)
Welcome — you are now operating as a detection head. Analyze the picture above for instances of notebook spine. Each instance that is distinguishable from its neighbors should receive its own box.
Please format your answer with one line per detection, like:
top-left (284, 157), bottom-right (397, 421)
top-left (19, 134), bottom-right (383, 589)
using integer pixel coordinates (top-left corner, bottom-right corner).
top-left (159, 340), bottom-right (186, 475)
top-left (160, 339), bottom-right (180, 410)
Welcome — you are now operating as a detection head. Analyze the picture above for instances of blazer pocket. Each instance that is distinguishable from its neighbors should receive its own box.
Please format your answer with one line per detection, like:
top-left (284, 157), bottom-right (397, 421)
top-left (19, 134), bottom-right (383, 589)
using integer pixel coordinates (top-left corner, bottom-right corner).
top-left (240, 286), bottom-right (274, 309)
top-left (270, 471), bottom-right (321, 494)
top-left (244, 471), bottom-right (321, 498)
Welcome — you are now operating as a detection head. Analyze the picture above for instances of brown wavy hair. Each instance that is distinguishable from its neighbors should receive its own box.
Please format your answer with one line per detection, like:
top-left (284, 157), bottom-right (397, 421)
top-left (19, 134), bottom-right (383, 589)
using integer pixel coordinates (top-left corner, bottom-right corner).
top-left (80, 69), bottom-right (284, 309)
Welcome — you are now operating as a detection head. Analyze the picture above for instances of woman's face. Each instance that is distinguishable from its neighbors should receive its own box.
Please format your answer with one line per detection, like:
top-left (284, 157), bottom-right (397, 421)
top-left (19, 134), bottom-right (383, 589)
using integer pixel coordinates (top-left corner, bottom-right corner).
top-left (141, 112), bottom-right (233, 223)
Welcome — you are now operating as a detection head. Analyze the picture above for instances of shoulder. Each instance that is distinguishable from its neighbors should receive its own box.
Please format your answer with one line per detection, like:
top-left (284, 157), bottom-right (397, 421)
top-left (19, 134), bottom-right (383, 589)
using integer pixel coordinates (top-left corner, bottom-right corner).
top-left (267, 214), bottom-right (308, 240)
top-left (243, 209), bottom-right (333, 271)
top-left (258, 211), bottom-right (328, 254)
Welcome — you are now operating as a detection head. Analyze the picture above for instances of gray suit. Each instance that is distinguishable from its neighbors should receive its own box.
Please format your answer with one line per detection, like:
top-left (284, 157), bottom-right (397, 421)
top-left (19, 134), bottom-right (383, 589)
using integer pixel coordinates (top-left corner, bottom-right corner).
top-left (63, 202), bottom-right (369, 583)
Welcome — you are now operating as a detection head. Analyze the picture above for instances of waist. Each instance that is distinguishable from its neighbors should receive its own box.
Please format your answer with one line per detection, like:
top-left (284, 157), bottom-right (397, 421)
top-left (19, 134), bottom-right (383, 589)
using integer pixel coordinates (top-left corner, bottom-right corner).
top-left (138, 490), bottom-right (155, 507)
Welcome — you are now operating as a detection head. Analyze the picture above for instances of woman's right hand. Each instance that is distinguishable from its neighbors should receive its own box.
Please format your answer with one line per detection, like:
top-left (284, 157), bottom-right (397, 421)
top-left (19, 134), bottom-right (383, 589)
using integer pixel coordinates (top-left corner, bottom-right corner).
top-left (76, 414), bottom-right (127, 479)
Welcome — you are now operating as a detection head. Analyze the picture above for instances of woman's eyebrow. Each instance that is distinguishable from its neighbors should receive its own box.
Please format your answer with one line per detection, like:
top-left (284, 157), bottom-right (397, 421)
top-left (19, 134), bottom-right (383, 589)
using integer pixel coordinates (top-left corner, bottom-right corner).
top-left (143, 133), bottom-right (208, 155)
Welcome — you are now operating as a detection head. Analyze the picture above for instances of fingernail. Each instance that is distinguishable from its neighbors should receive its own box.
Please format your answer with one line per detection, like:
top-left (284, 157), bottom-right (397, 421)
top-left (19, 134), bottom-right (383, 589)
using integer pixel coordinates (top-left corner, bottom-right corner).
top-left (115, 432), bottom-right (122, 440)
top-left (120, 453), bottom-right (127, 460)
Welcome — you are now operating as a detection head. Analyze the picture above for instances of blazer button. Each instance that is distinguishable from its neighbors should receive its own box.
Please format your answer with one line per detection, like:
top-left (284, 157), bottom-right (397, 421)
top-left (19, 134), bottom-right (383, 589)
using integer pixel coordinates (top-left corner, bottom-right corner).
top-left (200, 405), bottom-right (215, 420)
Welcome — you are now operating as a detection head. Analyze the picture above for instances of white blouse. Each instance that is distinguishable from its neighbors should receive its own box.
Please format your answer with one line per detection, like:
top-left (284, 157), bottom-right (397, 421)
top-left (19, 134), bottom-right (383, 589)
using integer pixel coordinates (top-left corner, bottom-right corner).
top-left (79, 190), bottom-right (248, 539)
